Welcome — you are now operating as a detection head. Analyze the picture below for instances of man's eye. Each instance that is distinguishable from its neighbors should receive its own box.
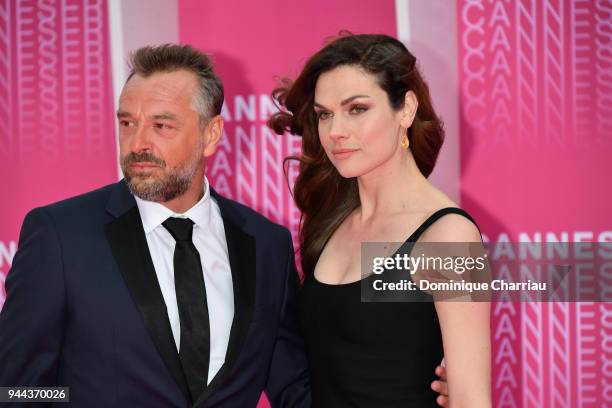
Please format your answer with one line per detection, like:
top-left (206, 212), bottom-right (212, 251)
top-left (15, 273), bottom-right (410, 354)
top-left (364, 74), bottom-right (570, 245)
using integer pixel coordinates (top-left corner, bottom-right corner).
top-left (119, 120), bottom-right (134, 127)
top-left (154, 123), bottom-right (172, 130)
top-left (350, 105), bottom-right (368, 114)
top-left (317, 111), bottom-right (332, 121)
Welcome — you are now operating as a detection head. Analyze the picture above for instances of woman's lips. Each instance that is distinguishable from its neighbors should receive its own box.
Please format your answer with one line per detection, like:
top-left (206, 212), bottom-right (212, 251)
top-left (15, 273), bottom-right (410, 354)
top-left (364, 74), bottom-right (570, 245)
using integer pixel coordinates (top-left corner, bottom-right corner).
top-left (332, 148), bottom-right (359, 160)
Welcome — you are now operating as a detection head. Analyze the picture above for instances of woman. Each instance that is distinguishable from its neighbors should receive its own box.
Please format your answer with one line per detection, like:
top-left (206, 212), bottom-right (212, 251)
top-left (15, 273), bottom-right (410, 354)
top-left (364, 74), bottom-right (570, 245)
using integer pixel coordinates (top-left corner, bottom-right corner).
top-left (269, 33), bottom-right (491, 407)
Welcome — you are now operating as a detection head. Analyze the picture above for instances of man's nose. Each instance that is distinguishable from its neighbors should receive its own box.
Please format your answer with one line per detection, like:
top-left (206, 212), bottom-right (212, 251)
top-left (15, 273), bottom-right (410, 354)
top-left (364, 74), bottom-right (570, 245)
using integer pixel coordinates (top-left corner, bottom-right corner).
top-left (128, 124), bottom-right (152, 152)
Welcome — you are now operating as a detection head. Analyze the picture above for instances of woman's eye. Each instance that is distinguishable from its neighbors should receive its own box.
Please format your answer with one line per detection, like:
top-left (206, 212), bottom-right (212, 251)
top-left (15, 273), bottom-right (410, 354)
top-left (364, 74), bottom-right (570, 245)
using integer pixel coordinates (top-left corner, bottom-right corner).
top-left (350, 105), bottom-right (368, 114)
top-left (317, 111), bottom-right (332, 121)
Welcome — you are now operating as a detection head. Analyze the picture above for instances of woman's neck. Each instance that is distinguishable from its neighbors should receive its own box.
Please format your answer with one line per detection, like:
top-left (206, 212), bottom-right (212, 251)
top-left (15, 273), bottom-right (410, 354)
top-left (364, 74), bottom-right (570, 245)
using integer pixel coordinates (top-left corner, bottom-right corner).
top-left (356, 151), bottom-right (429, 222)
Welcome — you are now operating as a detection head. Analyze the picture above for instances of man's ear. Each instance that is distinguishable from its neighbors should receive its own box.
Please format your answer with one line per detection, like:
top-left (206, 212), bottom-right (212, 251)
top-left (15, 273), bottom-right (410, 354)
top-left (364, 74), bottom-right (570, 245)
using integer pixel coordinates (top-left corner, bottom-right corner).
top-left (400, 91), bottom-right (418, 128)
top-left (203, 115), bottom-right (224, 158)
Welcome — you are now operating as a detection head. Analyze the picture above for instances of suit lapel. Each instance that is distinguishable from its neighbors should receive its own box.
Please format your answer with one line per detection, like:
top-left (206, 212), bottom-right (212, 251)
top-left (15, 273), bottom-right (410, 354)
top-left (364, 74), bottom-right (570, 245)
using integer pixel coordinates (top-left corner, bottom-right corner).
top-left (104, 182), bottom-right (191, 401)
top-left (194, 189), bottom-right (256, 406)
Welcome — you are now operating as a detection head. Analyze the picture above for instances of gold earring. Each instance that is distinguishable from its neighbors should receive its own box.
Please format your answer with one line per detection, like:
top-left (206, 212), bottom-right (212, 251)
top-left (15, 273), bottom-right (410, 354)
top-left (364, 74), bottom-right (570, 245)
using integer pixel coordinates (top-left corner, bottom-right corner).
top-left (401, 134), bottom-right (410, 150)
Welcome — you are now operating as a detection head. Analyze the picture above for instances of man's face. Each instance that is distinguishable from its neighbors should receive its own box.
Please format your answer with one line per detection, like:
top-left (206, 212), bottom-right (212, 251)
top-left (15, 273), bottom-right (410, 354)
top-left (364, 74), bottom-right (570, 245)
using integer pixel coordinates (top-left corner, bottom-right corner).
top-left (117, 69), bottom-right (211, 202)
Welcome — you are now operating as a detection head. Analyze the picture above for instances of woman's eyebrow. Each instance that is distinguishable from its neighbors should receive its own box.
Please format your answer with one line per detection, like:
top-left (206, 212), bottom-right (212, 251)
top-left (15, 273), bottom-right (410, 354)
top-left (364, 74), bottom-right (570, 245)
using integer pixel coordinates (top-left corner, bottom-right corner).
top-left (314, 95), bottom-right (371, 109)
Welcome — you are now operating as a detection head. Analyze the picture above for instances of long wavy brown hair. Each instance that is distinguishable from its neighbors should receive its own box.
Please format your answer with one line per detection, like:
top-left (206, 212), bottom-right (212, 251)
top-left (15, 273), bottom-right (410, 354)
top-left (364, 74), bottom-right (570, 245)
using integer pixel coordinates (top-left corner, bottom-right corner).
top-left (268, 33), bottom-right (444, 276)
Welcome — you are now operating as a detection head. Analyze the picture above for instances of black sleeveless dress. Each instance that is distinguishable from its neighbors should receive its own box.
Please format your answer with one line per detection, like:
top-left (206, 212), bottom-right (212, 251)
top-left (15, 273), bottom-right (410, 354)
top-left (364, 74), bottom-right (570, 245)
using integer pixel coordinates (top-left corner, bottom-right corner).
top-left (299, 207), bottom-right (478, 407)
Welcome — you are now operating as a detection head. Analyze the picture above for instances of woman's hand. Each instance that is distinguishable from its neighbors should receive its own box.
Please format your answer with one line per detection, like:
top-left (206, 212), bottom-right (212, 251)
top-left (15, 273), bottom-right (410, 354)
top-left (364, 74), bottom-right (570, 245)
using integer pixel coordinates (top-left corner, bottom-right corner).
top-left (431, 365), bottom-right (449, 407)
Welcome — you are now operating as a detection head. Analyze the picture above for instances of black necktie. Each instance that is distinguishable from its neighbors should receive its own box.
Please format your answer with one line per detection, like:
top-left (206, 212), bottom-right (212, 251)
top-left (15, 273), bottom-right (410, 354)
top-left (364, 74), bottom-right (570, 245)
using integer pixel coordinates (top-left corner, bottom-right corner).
top-left (162, 217), bottom-right (210, 402)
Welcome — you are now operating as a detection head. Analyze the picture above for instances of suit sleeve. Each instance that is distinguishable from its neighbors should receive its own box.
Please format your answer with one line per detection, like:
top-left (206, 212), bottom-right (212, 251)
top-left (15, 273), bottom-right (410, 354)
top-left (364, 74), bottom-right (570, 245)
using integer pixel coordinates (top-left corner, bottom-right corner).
top-left (264, 230), bottom-right (311, 408)
top-left (0, 208), bottom-right (66, 388)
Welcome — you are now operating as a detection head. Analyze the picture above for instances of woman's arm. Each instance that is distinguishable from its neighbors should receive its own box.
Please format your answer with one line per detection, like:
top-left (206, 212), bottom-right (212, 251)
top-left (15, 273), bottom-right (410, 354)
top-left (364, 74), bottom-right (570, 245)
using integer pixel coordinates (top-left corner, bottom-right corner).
top-left (421, 214), bottom-right (492, 408)
top-left (435, 300), bottom-right (491, 408)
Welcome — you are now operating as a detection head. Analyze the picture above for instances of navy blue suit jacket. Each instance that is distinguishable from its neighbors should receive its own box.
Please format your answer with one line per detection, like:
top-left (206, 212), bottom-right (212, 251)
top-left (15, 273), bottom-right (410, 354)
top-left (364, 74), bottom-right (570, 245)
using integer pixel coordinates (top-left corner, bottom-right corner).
top-left (0, 181), bottom-right (311, 407)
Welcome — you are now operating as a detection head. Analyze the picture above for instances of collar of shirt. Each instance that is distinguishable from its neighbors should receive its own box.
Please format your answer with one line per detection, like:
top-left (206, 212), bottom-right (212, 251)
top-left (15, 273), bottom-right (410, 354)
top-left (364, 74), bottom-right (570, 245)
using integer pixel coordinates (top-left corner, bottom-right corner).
top-left (133, 177), bottom-right (212, 235)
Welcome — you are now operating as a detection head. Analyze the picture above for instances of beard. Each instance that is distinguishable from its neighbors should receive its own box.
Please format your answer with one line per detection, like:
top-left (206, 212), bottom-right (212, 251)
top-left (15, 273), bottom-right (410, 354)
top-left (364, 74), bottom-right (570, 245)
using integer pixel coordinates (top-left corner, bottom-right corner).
top-left (121, 145), bottom-right (203, 202)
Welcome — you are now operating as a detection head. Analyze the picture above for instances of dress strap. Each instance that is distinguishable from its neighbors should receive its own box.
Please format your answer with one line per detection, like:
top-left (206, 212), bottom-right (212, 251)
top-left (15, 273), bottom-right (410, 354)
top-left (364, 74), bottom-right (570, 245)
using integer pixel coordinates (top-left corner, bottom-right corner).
top-left (405, 207), bottom-right (479, 243)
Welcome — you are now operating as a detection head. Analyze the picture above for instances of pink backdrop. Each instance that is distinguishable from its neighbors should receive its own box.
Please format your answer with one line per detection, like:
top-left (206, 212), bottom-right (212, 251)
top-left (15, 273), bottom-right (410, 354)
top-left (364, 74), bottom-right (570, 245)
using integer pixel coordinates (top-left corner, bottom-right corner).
top-left (458, 1), bottom-right (612, 407)
top-left (1, 1), bottom-right (611, 407)
top-left (0, 0), bottom-right (117, 304)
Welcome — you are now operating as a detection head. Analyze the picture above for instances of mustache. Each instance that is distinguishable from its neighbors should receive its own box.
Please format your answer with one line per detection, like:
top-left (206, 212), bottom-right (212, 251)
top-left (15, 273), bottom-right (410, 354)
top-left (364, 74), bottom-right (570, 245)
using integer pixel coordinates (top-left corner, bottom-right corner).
top-left (122, 152), bottom-right (166, 167)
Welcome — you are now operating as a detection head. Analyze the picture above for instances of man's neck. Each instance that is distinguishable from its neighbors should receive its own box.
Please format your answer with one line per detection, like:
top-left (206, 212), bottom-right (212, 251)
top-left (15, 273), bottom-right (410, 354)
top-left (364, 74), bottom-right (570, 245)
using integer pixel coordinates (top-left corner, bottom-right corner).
top-left (159, 182), bottom-right (205, 214)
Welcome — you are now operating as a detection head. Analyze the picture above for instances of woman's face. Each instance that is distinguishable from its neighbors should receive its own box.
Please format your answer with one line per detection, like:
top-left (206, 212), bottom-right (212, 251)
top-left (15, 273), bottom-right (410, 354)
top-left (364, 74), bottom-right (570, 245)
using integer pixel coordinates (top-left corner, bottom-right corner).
top-left (314, 65), bottom-right (411, 179)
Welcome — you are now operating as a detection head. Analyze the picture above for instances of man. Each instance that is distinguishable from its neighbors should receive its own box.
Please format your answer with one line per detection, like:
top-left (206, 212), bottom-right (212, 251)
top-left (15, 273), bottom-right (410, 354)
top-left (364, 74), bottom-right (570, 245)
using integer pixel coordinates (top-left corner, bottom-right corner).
top-left (0, 44), bottom-right (449, 407)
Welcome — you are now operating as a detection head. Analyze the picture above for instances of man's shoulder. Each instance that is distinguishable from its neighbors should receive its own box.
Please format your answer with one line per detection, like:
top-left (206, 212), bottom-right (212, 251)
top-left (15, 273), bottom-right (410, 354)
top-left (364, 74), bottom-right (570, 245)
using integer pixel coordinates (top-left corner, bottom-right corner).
top-left (26, 182), bottom-right (125, 228)
top-left (42, 182), bottom-right (121, 213)
top-left (17, 181), bottom-right (125, 239)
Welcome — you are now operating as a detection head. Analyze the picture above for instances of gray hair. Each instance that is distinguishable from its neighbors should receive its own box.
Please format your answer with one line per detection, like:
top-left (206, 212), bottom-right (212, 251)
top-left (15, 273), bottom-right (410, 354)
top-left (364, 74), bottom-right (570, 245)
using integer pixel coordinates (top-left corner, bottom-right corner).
top-left (126, 43), bottom-right (224, 124)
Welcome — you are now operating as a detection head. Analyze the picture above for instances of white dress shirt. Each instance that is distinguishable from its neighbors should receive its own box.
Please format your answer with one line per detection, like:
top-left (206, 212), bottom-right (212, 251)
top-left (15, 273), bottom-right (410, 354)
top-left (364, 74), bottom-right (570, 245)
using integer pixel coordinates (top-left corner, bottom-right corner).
top-left (134, 177), bottom-right (233, 385)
